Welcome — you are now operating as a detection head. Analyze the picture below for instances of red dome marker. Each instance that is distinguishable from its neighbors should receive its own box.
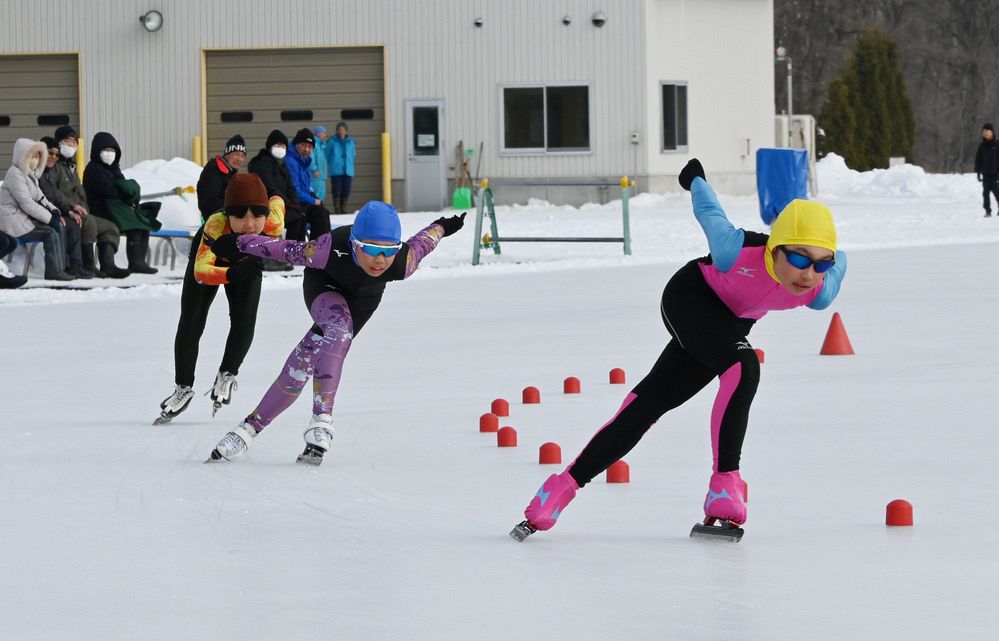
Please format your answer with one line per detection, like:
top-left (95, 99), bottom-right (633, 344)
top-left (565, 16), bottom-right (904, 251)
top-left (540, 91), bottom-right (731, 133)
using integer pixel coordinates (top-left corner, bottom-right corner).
top-left (754, 348), bottom-right (765, 364)
top-left (497, 426), bottom-right (518, 447)
top-left (609, 368), bottom-right (626, 384)
top-left (606, 460), bottom-right (630, 483)
top-left (886, 499), bottom-right (913, 526)
top-left (539, 442), bottom-right (562, 464)
top-left (491, 398), bottom-right (510, 417)
top-left (563, 377), bottom-right (581, 394)
top-left (522, 386), bottom-right (541, 404)
top-left (479, 413), bottom-right (499, 433)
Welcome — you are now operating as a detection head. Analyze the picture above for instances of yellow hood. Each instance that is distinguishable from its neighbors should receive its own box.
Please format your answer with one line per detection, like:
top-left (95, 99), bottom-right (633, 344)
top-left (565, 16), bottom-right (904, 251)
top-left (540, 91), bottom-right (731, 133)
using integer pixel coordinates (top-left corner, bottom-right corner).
top-left (764, 199), bottom-right (837, 282)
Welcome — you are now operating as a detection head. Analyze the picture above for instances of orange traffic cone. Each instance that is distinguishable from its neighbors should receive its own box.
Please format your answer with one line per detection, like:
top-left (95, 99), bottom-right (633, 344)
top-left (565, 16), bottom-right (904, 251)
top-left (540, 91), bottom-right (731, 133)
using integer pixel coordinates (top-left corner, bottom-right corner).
top-left (820, 312), bottom-right (855, 355)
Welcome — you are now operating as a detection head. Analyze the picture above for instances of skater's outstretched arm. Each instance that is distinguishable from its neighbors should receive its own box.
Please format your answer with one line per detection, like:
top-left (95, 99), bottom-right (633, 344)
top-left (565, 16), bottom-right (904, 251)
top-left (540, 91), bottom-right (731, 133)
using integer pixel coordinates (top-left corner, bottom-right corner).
top-left (400, 213), bottom-right (464, 279)
top-left (235, 232), bottom-right (333, 269)
top-left (690, 177), bottom-right (745, 273)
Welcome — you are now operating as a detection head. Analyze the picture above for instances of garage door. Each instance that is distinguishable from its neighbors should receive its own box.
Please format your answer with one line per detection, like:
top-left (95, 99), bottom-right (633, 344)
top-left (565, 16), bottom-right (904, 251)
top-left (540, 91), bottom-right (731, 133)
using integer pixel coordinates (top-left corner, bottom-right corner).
top-left (205, 47), bottom-right (384, 209)
top-left (0, 54), bottom-right (79, 175)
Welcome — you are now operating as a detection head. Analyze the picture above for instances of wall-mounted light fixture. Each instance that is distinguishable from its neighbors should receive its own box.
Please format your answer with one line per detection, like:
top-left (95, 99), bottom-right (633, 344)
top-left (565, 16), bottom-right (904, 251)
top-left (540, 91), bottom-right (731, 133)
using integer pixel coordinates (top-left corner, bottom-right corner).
top-left (139, 10), bottom-right (164, 32)
top-left (591, 11), bottom-right (607, 27)
top-left (473, 17), bottom-right (484, 28)
top-left (562, 15), bottom-right (572, 26)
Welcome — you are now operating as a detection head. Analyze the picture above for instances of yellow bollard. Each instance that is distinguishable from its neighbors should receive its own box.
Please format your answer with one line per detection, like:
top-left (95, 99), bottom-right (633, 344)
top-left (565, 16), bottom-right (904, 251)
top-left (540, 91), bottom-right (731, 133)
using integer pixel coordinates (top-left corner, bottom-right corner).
top-left (192, 136), bottom-right (203, 166)
top-left (381, 132), bottom-right (392, 204)
top-left (75, 143), bottom-right (85, 181)
top-left (481, 178), bottom-right (489, 190)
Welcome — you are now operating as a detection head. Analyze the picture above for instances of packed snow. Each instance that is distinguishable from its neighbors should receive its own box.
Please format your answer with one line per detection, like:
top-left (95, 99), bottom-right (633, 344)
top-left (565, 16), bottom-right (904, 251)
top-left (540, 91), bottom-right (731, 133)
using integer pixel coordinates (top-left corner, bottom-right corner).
top-left (1, 154), bottom-right (995, 640)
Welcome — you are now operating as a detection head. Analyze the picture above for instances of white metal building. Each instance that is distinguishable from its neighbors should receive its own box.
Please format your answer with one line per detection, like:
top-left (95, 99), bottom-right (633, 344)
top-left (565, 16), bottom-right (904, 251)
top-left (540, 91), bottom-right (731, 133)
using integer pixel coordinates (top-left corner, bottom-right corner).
top-left (0, 0), bottom-right (774, 209)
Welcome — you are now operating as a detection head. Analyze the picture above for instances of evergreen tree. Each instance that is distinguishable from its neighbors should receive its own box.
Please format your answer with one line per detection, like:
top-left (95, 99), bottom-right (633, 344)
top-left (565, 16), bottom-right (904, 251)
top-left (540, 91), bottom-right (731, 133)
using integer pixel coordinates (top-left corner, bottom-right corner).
top-left (818, 29), bottom-right (916, 170)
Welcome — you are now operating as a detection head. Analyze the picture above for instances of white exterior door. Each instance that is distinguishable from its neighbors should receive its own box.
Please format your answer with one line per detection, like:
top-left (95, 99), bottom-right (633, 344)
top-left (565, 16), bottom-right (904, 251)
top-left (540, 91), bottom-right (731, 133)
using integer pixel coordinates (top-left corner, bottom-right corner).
top-left (405, 99), bottom-right (446, 211)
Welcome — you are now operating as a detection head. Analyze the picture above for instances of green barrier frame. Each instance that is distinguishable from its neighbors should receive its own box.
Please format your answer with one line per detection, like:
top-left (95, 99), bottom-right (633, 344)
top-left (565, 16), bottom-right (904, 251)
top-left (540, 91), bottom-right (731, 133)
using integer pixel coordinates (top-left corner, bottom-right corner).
top-left (471, 177), bottom-right (634, 266)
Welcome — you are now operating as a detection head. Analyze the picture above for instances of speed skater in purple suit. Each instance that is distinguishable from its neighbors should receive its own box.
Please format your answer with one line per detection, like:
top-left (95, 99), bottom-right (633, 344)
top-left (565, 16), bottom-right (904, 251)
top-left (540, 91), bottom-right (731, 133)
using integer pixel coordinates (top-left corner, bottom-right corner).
top-left (514, 158), bottom-right (848, 539)
top-left (204, 200), bottom-right (465, 464)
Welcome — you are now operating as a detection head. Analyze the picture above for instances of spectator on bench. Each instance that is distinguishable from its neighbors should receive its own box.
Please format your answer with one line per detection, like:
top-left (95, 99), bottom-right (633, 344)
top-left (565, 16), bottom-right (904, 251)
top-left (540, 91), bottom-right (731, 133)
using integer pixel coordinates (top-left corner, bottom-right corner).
top-left (40, 136), bottom-right (93, 279)
top-left (0, 229), bottom-right (27, 288)
top-left (197, 134), bottom-right (246, 223)
top-left (83, 131), bottom-right (159, 275)
top-left (51, 125), bottom-right (127, 279)
top-left (0, 138), bottom-right (75, 281)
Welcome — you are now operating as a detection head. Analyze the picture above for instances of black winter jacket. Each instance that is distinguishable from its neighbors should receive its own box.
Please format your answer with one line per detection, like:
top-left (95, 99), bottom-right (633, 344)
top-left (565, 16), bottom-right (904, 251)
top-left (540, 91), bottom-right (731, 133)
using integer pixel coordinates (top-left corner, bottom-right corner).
top-left (197, 155), bottom-right (236, 220)
top-left (975, 139), bottom-right (999, 176)
top-left (82, 131), bottom-right (125, 222)
top-left (248, 149), bottom-right (300, 213)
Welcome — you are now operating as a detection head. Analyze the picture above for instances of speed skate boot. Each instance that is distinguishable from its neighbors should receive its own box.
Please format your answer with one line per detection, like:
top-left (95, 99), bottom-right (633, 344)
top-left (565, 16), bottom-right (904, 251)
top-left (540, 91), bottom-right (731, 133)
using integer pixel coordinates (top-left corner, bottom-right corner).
top-left (206, 421), bottom-right (257, 462)
top-left (207, 371), bottom-right (238, 417)
top-left (510, 471), bottom-right (580, 541)
top-left (153, 385), bottom-right (195, 425)
top-left (297, 414), bottom-right (334, 466)
top-left (690, 470), bottom-right (747, 542)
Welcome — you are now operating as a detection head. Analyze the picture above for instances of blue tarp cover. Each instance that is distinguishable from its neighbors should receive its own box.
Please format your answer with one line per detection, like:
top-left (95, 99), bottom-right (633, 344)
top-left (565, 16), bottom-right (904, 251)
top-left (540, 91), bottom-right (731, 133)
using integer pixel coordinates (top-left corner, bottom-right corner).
top-left (756, 148), bottom-right (808, 225)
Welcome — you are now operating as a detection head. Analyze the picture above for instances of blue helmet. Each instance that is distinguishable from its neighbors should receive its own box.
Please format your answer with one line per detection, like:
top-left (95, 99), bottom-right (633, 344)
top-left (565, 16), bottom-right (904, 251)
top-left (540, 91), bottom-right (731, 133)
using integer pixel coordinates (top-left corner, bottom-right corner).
top-left (349, 201), bottom-right (401, 244)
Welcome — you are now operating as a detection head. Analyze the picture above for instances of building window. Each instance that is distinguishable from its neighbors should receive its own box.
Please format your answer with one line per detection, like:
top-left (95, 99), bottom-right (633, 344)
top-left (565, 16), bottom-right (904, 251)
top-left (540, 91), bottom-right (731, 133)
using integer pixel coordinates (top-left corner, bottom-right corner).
top-left (280, 110), bottom-right (314, 122)
top-left (501, 84), bottom-right (590, 154)
top-left (661, 82), bottom-right (688, 152)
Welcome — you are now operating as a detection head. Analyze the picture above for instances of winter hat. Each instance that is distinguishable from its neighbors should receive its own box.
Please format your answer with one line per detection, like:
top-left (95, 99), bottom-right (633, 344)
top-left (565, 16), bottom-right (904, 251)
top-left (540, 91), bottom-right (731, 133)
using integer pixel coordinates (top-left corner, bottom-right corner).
top-left (314, 125), bottom-right (327, 134)
top-left (764, 199), bottom-right (837, 283)
top-left (265, 129), bottom-right (288, 149)
top-left (292, 128), bottom-right (315, 146)
top-left (335, 121), bottom-right (348, 133)
top-left (223, 135), bottom-right (246, 156)
top-left (54, 125), bottom-right (78, 142)
top-left (983, 123), bottom-right (995, 132)
top-left (223, 173), bottom-right (269, 217)
top-left (41, 136), bottom-right (58, 151)
top-left (349, 201), bottom-right (402, 244)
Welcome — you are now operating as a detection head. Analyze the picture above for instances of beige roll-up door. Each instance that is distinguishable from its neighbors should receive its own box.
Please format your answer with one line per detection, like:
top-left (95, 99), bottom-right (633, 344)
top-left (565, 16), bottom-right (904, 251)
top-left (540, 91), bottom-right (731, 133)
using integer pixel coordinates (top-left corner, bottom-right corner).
top-left (0, 54), bottom-right (79, 175)
top-left (205, 47), bottom-right (384, 210)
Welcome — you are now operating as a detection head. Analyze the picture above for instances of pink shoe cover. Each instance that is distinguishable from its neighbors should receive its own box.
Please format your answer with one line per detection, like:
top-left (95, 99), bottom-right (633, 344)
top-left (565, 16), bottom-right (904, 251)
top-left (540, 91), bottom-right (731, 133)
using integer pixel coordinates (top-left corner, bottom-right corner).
top-left (703, 470), bottom-right (747, 525)
top-left (524, 471), bottom-right (579, 531)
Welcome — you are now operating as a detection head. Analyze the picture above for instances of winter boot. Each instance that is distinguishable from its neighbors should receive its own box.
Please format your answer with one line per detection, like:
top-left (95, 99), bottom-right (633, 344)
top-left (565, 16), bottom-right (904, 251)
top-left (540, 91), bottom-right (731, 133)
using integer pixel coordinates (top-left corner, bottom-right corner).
top-left (297, 414), bottom-right (334, 465)
top-left (44, 268), bottom-right (76, 281)
top-left (207, 370), bottom-right (238, 416)
top-left (82, 243), bottom-right (104, 278)
top-left (703, 470), bottom-right (747, 525)
top-left (986, 209), bottom-right (993, 218)
top-left (524, 471), bottom-right (580, 531)
top-left (153, 385), bottom-right (195, 424)
top-left (126, 231), bottom-right (158, 274)
top-left (97, 241), bottom-right (129, 278)
top-left (337, 197), bottom-right (348, 215)
top-left (0, 259), bottom-right (27, 289)
top-left (208, 421), bottom-right (258, 462)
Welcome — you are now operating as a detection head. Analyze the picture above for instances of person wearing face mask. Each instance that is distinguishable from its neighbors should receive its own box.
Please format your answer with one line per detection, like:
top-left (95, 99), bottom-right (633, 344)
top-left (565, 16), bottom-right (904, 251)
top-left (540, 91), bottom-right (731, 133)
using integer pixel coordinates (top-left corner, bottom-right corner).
top-left (0, 138), bottom-right (75, 281)
top-left (154, 174), bottom-right (286, 425)
top-left (50, 126), bottom-right (126, 278)
top-left (82, 131), bottom-right (160, 276)
top-left (38, 136), bottom-right (92, 278)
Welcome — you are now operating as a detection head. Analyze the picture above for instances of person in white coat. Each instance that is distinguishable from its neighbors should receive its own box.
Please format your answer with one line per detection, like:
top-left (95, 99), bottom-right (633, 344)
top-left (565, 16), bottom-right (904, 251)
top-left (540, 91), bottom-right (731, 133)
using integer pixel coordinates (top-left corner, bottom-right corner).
top-left (0, 138), bottom-right (75, 281)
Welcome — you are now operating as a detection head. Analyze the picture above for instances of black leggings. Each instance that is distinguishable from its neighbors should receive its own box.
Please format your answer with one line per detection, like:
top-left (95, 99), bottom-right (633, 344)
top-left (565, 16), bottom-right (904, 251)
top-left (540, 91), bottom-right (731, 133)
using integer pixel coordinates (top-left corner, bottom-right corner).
top-left (983, 174), bottom-right (999, 212)
top-left (568, 261), bottom-right (761, 487)
top-left (285, 204), bottom-right (332, 242)
top-left (173, 258), bottom-right (262, 387)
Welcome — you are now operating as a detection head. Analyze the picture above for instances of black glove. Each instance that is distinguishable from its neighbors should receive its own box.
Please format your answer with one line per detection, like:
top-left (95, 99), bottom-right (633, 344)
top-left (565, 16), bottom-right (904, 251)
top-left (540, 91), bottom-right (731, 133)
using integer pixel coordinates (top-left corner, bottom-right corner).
top-left (678, 158), bottom-right (706, 191)
top-left (433, 212), bottom-right (466, 237)
top-left (209, 232), bottom-right (242, 260)
top-left (226, 257), bottom-right (262, 283)
top-left (978, 173), bottom-right (983, 183)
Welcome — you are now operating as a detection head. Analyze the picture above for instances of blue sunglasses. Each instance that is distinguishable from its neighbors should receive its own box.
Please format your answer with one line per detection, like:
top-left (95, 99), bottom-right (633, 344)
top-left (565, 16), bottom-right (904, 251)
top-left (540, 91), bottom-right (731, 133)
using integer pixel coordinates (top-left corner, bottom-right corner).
top-left (777, 246), bottom-right (835, 273)
top-left (351, 238), bottom-right (402, 258)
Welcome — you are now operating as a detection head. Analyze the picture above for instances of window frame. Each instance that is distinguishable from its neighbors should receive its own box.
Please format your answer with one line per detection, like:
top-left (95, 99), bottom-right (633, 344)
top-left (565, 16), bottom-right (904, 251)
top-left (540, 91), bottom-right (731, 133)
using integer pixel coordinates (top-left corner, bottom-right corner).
top-left (660, 81), bottom-right (689, 153)
top-left (498, 82), bottom-right (593, 156)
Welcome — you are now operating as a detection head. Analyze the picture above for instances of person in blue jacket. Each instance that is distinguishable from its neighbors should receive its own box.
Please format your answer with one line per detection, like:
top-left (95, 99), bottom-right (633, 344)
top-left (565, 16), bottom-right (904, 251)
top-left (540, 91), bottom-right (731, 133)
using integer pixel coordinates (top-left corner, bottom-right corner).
top-left (326, 122), bottom-right (356, 214)
top-left (310, 125), bottom-right (329, 204)
top-left (285, 128), bottom-right (331, 240)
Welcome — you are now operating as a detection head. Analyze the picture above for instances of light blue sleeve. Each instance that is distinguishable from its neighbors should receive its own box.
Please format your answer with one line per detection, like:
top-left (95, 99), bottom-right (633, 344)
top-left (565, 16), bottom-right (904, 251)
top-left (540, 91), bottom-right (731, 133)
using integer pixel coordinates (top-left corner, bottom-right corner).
top-left (808, 250), bottom-right (847, 310)
top-left (690, 177), bottom-right (744, 272)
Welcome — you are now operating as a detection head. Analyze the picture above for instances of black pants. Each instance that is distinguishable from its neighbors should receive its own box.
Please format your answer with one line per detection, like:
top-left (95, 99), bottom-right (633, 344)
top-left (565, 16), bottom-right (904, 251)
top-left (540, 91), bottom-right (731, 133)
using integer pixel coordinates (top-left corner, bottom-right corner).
top-left (173, 257), bottom-right (262, 387)
top-left (285, 204), bottom-right (332, 242)
top-left (983, 174), bottom-right (999, 212)
top-left (0, 230), bottom-right (17, 261)
top-left (568, 261), bottom-right (761, 487)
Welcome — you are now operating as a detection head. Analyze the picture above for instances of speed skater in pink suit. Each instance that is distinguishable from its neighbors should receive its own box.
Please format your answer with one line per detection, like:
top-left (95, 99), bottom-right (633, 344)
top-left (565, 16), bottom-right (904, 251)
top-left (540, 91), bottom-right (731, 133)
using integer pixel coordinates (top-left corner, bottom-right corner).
top-left (512, 158), bottom-right (847, 541)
